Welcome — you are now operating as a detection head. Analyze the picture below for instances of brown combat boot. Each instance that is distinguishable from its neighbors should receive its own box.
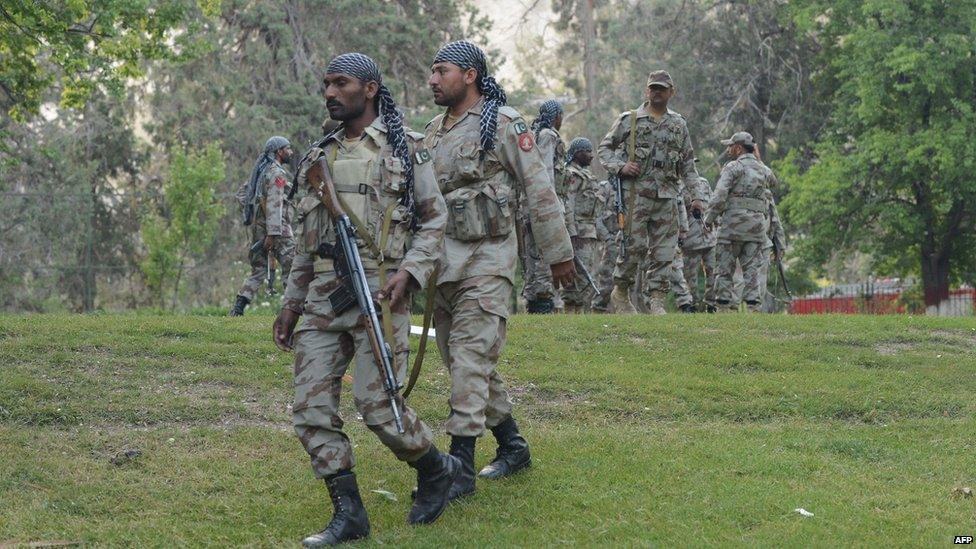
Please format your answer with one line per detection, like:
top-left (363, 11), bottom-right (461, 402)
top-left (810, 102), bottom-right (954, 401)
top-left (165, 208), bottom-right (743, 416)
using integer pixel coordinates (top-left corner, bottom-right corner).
top-left (610, 285), bottom-right (637, 314)
top-left (646, 290), bottom-right (667, 315)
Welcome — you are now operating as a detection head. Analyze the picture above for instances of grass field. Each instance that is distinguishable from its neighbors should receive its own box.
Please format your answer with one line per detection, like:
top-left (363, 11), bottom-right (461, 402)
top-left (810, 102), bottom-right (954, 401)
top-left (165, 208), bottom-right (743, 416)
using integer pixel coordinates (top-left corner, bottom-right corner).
top-left (1, 313), bottom-right (974, 547)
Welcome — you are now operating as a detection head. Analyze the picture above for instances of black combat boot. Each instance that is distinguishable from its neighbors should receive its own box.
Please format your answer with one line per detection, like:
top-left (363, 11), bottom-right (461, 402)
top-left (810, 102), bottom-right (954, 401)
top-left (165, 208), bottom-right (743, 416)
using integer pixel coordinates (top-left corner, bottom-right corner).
top-left (526, 298), bottom-right (554, 314)
top-left (408, 446), bottom-right (460, 525)
top-left (679, 303), bottom-right (697, 313)
top-left (228, 295), bottom-right (249, 317)
top-left (478, 417), bottom-right (531, 479)
top-left (301, 471), bottom-right (370, 547)
top-left (447, 436), bottom-right (476, 500)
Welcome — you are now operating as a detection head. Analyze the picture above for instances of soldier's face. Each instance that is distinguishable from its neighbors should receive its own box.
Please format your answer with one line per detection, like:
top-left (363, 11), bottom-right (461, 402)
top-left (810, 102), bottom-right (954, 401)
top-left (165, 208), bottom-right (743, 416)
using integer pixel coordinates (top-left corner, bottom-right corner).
top-left (278, 146), bottom-right (294, 165)
top-left (323, 73), bottom-right (368, 121)
top-left (576, 150), bottom-right (593, 167)
top-left (429, 62), bottom-right (474, 107)
top-left (646, 85), bottom-right (673, 107)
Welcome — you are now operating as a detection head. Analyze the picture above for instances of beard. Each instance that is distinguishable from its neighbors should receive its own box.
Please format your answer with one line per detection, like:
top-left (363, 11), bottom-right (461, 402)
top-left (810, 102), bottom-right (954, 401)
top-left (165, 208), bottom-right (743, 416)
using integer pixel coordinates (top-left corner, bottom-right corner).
top-left (326, 97), bottom-right (366, 121)
top-left (432, 84), bottom-right (465, 107)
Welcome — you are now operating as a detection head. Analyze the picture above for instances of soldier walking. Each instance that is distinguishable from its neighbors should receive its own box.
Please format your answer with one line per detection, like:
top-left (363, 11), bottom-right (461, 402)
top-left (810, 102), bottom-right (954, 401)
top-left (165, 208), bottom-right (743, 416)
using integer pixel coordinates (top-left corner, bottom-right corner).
top-left (272, 53), bottom-right (457, 546)
top-left (230, 136), bottom-right (296, 316)
top-left (562, 137), bottom-right (601, 313)
top-left (425, 40), bottom-right (575, 499)
top-left (591, 178), bottom-right (618, 312)
top-left (598, 70), bottom-right (705, 315)
top-left (681, 176), bottom-right (719, 312)
top-left (705, 131), bottom-right (779, 312)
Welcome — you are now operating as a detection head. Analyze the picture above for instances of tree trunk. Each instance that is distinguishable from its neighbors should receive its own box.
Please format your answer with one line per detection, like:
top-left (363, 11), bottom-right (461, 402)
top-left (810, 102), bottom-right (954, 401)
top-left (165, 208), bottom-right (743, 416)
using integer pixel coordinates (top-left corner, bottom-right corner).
top-left (580, 0), bottom-right (598, 112)
top-left (920, 248), bottom-right (950, 315)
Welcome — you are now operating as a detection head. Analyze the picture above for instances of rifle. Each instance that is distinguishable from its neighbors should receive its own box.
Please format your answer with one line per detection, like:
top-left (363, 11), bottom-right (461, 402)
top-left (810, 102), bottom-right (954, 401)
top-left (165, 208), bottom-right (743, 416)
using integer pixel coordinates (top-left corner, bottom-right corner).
top-left (305, 155), bottom-right (405, 434)
top-left (250, 238), bottom-right (279, 296)
top-left (772, 239), bottom-right (792, 299)
top-left (611, 174), bottom-right (627, 260)
top-left (573, 255), bottom-right (600, 296)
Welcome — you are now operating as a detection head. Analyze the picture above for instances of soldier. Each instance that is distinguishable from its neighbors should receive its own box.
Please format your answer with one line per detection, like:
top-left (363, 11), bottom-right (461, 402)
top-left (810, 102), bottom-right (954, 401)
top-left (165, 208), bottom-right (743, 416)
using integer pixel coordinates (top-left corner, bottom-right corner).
top-left (425, 40), bottom-right (574, 499)
top-left (562, 137), bottom-right (601, 313)
top-left (272, 53), bottom-right (457, 546)
top-left (668, 198), bottom-right (695, 313)
top-left (757, 188), bottom-right (787, 311)
top-left (519, 99), bottom-right (569, 313)
top-left (598, 70), bottom-right (704, 315)
top-left (230, 136), bottom-right (296, 316)
top-left (705, 131), bottom-right (778, 312)
top-left (681, 176), bottom-right (718, 312)
top-left (590, 178), bottom-right (618, 312)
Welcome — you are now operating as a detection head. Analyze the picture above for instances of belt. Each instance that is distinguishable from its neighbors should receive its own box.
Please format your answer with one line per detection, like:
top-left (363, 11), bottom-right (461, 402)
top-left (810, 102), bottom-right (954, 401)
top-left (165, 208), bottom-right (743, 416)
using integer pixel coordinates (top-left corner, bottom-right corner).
top-left (727, 196), bottom-right (767, 212)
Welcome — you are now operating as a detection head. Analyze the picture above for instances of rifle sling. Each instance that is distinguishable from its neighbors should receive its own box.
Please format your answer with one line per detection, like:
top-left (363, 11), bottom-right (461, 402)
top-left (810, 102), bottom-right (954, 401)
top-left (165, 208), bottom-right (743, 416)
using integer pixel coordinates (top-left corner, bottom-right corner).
top-left (625, 110), bottom-right (638, 237)
top-left (403, 263), bottom-right (439, 400)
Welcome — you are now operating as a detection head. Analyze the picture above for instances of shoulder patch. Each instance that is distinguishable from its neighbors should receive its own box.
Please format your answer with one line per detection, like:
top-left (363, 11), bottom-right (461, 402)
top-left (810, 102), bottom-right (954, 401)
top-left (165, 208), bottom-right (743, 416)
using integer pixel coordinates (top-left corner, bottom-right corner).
top-left (513, 121), bottom-right (529, 135)
top-left (406, 129), bottom-right (425, 141)
top-left (414, 148), bottom-right (431, 164)
top-left (518, 132), bottom-right (534, 152)
top-left (274, 176), bottom-right (286, 189)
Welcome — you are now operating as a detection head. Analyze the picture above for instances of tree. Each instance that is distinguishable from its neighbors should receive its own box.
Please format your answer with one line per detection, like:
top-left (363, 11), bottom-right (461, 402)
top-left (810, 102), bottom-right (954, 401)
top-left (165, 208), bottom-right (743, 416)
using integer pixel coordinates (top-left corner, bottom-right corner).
top-left (781, 0), bottom-right (976, 314)
top-left (140, 144), bottom-right (223, 309)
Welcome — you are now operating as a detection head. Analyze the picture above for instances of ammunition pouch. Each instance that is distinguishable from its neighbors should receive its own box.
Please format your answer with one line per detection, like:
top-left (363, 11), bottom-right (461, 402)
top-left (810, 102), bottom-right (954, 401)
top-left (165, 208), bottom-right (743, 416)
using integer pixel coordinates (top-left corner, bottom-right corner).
top-left (445, 183), bottom-right (514, 242)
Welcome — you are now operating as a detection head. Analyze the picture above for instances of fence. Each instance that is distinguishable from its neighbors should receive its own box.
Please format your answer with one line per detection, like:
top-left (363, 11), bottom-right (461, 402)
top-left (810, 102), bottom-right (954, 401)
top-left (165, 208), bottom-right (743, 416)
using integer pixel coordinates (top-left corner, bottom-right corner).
top-left (789, 278), bottom-right (976, 316)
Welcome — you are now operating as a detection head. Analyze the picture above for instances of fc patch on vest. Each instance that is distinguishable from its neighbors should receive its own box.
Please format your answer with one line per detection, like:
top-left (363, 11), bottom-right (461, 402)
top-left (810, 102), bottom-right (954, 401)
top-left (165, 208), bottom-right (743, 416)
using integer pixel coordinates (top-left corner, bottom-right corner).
top-left (514, 121), bottom-right (529, 135)
top-left (415, 148), bottom-right (431, 164)
top-left (518, 132), bottom-right (534, 152)
top-left (274, 176), bottom-right (286, 188)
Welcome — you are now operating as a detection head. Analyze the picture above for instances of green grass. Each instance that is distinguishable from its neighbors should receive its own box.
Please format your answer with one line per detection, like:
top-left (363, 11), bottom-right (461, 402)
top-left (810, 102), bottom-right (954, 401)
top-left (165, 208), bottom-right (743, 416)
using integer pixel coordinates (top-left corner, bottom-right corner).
top-left (1, 313), bottom-right (974, 546)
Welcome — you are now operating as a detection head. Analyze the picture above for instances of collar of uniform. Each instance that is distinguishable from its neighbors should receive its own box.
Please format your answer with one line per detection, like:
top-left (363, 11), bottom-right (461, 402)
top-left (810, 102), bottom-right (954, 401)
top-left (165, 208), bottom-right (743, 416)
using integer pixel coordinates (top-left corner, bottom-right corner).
top-left (322, 117), bottom-right (388, 147)
top-left (443, 95), bottom-right (486, 121)
top-left (635, 102), bottom-right (678, 120)
top-left (738, 153), bottom-right (757, 161)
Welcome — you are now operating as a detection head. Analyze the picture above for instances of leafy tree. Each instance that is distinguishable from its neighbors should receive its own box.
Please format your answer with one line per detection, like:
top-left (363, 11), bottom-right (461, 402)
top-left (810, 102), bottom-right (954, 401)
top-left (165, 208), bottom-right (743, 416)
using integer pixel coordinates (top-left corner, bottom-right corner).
top-left (781, 0), bottom-right (976, 313)
top-left (140, 144), bottom-right (223, 309)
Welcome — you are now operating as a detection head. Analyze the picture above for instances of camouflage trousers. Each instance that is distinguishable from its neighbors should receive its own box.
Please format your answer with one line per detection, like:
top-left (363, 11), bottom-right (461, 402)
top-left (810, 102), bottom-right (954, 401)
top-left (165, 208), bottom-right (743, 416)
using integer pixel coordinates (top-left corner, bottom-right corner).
top-left (682, 246), bottom-right (717, 307)
top-left (614, 196), bottom-right (680, 295)
top-left (434, 275), bottom-right (514, 437)
top-left (520, 221), bottom-right (556, 302)
top-left (668, 252), bottom-right (693, 307)
top-left (237, 234), bottom-right (295, 302)
top-left (563, 237), bottom-right (598, 309)
top-left (291, 274), bottom-right (432, 478)
top-left (714, 240), bottom-right (764, 309)
top-left (591, 238), bottom-right (618, 311)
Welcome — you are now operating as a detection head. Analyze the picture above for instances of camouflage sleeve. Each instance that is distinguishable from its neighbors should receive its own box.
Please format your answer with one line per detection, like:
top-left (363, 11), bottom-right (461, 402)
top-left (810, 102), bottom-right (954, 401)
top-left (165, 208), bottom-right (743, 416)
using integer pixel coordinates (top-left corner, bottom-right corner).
top-left (400, 141), bottom-right (447, 287)
top-left (537, 131), bottom-right (575, 235)
top-left (705, 161), bottom-right (739, 225)
top-left (677, 196), bottom-right (689, 233)
top-left (264, 167), bottom-right (288, 236)
top-left (678, 124), bottom-right (703, 200)
top-left (564, 169), bottom-right (580, 237)
top-left (282, 252), bottom-right (314, 314)
top-left (498, 117), bottom-right (574, 266)
top-left (597, 113), bottom-right (629, 176)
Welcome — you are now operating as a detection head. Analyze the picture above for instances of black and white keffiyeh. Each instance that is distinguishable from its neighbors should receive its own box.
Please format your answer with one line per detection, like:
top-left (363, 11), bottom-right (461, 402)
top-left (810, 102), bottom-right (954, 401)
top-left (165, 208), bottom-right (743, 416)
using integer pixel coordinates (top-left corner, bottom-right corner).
top-left (432, 40), bottom-right (507, 155)
top-left (531, 99), bottom-right (563, 138)
top-left (247, 135), bottom-right (290, 203)
top-left (565, 137), bottom-right (592, 165)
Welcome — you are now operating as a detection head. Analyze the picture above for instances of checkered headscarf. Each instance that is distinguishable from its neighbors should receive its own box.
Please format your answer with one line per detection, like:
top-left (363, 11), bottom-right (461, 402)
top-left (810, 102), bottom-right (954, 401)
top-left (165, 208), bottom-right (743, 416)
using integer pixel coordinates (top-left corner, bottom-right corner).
top-left (565, 137), bottom-right (592, 165)
top-left (326, 53), bottom-right (413, 206)
top-left (432, 40), bottom-right (507, 155)
top-left (531, 99), bottom-right (563, 138)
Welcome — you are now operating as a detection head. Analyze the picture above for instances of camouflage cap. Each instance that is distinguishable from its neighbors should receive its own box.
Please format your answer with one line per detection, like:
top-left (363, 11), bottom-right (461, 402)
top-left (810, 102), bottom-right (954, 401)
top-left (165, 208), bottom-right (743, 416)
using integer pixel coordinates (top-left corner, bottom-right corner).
top-left (646, 70), bottom-right (674, 88)
top-left (721, 131), bottom-right (754, 146)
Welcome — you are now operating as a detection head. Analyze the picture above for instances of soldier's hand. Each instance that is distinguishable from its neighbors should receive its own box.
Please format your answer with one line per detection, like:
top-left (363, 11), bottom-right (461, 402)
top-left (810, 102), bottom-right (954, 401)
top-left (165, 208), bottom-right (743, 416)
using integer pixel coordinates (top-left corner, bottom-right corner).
top-left (550, 258), bottom-right (576, 289)
top-left (691, 200), bottom-right (704, 218)
top-left (377, 269), bottom-right (414, 311)
top-left (619, 162), bottom-right (640, 178)
top-left (263, 235), bottom-right (277, 252)
top-left (273, 308), bottom-right (299, 352)
top-left (570, 235), bottom-right (581, 251)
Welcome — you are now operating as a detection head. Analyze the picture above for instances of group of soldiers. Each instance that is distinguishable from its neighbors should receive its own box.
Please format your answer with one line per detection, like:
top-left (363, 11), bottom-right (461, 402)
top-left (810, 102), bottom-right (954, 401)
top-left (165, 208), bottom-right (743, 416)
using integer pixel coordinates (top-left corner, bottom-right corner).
top-left (225, 41), bottom-right (787, 546)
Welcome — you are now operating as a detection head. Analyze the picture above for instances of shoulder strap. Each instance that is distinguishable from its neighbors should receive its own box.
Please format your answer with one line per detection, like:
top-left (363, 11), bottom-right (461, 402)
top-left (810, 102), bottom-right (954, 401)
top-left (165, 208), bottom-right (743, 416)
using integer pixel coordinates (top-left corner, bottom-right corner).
top-left (627, 110), bottom-right (637, 163)
top-left (403, 263), bottom-right (439, 399)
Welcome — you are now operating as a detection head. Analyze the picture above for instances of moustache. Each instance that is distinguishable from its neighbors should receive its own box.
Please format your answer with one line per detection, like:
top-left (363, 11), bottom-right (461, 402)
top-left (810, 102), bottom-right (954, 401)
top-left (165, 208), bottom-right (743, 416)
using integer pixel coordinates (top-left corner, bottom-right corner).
top-left (326, 99), bottom-right (343, 109)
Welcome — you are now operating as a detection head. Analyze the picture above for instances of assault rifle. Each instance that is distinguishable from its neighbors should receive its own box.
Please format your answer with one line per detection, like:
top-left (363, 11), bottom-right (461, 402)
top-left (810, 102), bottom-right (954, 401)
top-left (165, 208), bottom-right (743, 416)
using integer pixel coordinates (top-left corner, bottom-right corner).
top-left (573, 255), bottom-right (600, 296)
top-left (305, 154), bottom-right (405, 434)
top-left (611, 174), bottom-right (627, 260)
top-left (250, 239), bottom-right (279, 296)
top-left (772, 239), bottom-right (792, 299)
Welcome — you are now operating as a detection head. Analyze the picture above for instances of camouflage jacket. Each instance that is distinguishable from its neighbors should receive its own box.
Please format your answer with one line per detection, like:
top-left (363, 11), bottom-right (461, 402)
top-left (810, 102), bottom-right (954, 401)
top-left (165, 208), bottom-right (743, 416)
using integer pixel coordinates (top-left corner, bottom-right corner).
top-left (536, 127), bottom-right (574, 235)
top-left (425, 97), bottom-right (573, 284)
top-left (597, 103), bottom-right (703, 201)
top-left (256, 161), bottom-right (295, 238)
top-left (681, 177), bottom-right (717, 251)
top-left (594, 179), bottom-right (618, 242)
top-left (565, 162), bottom-right (601, 240)
top-left (705, 153), bottom-right (776, 243)
top-left (283, 118), bottom-right (446, 315)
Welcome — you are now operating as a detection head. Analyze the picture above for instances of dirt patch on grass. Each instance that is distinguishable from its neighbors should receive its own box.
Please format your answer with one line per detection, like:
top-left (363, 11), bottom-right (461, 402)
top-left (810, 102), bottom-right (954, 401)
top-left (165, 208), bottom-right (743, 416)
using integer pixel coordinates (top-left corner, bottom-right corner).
top-left (875, 341), bottom-right (916, 356)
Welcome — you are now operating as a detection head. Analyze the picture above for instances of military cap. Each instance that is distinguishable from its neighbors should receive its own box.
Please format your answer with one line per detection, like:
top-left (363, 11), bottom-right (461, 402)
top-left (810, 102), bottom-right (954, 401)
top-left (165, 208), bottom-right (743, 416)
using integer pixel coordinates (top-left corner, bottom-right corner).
top-left (646, 70), bottom-right (674, 88)
top-left (721, 131), bottom-right (755, 146)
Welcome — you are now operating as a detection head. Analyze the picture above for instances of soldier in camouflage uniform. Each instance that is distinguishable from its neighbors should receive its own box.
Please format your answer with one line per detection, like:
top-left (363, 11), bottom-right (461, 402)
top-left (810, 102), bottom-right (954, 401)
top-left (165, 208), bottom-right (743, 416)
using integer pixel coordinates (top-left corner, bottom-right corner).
top-left (590, 179), bottom-right (618, 312)
top-left (272, 54), bottom-right (458, 547)
top-left (598, 70), bottom-right (705, 315)
top-left (562, 137), bottom-right (601, 313)
top-left (681, 176), bottom-right (718, 312)
top-left (230, 136), bottom-right (296, 316)
top-left (756, 188), bottom-right (787, 311)
top-left (425, 41), bottom-right (575, 499)
top-left (705, 131), bottom-right (778, 312)
top-left (519, 99), bottom-right (570, 313)
top-left (668, 197), bottom-right (695, 312)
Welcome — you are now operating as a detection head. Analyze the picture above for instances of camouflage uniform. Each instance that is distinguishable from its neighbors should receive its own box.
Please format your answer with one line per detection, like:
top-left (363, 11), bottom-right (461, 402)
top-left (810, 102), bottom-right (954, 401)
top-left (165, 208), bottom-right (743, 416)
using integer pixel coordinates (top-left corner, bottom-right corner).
top-left (237, 160), bottom-right (296, 301)
top-left (562, 159), bottom-right (601, 310)
top-left (757, 189), bottom-right (787, 310)
top-left (705, 135), bottom-right (777, 312)
top-left (284, 118), bottom-right (446, 478)
top-left (667, 197), bottom-right (693, 309)
top-left (591, 179), bottom-right (618, 312)
top-left (598, 81), bottom-right (703, 310)
top-left (519, 126), bottom-right (570, 309)
top-left (425, 97), bottom-right (573, 437)
top-left (681, 177), bottom-right (718, 309)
